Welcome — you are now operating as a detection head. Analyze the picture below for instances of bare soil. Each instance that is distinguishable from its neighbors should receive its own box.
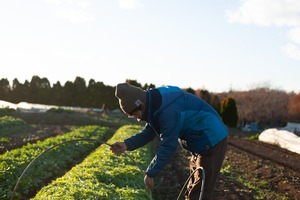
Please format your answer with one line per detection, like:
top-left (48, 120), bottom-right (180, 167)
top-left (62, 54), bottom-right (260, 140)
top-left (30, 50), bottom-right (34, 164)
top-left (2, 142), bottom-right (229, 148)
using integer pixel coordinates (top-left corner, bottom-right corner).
top-left (0, 125), bottom-right (73, 154)
top-left (153, 131), bottom-right (300, 200)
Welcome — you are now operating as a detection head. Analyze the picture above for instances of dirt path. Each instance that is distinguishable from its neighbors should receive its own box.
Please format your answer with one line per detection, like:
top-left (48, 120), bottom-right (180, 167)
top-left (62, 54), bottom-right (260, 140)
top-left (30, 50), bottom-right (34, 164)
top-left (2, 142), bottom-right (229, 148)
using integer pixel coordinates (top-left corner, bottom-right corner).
top-left (228, 138), bottom-right (300, 171)
top-left (0, 125), bottom-right (73, 154)
top-left (225, 139), bottom-right (300, 199)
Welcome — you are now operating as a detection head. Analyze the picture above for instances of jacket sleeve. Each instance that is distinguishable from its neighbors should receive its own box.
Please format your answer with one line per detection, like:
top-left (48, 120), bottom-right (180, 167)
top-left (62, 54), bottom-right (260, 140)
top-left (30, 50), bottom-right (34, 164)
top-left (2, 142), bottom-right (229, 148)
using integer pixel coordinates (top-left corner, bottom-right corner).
top-left (145, 112), bottom-right (181, 177)
top-left (124, 123), bottom-right (157, 151)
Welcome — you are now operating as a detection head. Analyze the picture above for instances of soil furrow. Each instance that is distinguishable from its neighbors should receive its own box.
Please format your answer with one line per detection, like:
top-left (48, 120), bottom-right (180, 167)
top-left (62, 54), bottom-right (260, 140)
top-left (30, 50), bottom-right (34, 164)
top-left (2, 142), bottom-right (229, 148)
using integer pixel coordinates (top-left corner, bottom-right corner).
top-left (228, 138), bottom-right (300, 171)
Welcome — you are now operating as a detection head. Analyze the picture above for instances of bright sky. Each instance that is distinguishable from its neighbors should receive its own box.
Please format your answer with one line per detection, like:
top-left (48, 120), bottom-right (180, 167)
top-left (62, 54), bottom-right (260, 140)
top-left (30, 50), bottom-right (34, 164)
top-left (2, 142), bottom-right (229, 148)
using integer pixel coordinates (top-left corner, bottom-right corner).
top-left (0, 0), bottom-right (300, 93)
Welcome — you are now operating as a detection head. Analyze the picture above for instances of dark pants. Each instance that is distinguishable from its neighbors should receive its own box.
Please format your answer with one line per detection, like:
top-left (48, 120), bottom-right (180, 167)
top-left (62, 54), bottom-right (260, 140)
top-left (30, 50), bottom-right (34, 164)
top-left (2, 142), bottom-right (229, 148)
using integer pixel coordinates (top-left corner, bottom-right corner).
top-left (185, 137), bottom-right (227, 200)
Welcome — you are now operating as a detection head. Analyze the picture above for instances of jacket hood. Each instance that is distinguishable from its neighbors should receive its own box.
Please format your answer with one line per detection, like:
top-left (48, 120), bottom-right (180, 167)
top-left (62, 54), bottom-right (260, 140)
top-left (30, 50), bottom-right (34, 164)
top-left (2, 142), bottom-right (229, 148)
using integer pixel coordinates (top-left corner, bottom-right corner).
top-left (155, 86), bottom-right (183, 113)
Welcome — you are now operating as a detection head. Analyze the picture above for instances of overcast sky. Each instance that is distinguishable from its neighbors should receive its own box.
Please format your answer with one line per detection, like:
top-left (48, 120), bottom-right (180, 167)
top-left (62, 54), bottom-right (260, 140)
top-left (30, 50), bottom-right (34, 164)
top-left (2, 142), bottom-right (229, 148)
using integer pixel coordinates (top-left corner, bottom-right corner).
top-left (0, 0), bottom-right (299, 93)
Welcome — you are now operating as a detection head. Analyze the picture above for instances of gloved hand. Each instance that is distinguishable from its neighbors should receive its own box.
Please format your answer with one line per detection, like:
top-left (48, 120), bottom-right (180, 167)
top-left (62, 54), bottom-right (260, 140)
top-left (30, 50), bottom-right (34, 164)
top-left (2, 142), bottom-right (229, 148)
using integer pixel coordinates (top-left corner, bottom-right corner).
top-left (110, 142), bottom-right (127, 156)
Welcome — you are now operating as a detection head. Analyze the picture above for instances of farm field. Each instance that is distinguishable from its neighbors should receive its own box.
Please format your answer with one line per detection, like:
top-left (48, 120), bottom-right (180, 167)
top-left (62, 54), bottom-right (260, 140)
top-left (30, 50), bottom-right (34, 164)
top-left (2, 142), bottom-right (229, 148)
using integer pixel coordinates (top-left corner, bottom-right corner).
top-left (1, 110), bottom-right (300, 200)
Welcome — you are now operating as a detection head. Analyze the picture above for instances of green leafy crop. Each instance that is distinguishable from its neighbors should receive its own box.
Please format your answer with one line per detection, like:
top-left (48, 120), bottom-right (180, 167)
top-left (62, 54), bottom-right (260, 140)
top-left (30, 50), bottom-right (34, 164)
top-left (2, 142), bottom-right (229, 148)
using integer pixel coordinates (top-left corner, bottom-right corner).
top-left (1, 125), bottom-right (113, 199)
top-left (0, 116), bottom-right (28, 136)
top-left (33, 125), bottom-right (152, 200)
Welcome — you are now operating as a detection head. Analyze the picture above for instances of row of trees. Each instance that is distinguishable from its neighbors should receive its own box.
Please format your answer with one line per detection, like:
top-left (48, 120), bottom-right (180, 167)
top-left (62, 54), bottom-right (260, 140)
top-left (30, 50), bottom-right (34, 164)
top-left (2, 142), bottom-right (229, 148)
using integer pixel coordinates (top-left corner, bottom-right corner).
top-left (1, 76), bottom-right (299, 128)
top-left (0, 76), bottom-right (117, 109)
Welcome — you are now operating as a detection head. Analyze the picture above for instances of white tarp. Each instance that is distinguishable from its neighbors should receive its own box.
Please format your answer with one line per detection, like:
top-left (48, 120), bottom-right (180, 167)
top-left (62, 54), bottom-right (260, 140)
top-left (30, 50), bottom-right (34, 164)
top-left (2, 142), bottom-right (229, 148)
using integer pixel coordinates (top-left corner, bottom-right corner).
top-left (259, 128), bottom-right (300, 154)
top-left (0, 100), bottom-right (17, 110)
top-left (0, 100), bottom-right (58, 113)
top-left (17, 102), bottom-right (57, 112)
top-left (0, 100), bottom-right (104, 113)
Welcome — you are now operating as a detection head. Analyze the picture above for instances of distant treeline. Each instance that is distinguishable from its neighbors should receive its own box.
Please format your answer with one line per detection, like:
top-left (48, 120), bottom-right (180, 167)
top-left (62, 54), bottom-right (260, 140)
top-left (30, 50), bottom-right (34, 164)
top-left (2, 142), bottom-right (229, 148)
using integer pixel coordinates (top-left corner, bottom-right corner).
top-left (0, 76), bottom-right (222, 111)
top-left (0, 76), bottom-right (158, 110)
top-left (1, 75), bottom-right (300, 127)
top-left (0, 76), bottom-right (118, 109)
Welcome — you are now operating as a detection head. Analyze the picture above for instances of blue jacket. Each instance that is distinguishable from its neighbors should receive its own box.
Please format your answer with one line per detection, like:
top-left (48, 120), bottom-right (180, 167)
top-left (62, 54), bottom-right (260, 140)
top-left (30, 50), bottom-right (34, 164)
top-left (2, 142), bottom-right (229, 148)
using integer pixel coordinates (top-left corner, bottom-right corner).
top-left (124, 86), bottom-right (228, 177)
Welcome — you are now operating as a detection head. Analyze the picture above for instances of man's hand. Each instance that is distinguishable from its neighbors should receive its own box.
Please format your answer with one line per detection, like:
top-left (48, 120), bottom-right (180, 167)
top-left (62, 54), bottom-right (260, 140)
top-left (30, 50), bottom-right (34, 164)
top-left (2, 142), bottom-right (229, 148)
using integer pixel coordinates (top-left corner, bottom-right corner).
top-left (144, 175), bottom-right (154, 190)
top-left (110, 142), bottom-right (127, 156)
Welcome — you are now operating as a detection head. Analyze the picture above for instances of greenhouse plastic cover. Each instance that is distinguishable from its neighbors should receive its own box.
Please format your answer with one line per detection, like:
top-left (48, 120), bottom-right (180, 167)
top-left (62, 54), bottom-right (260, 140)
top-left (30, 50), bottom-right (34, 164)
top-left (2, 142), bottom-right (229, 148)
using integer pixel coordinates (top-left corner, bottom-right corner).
top-left (259, 128), bottom-right (300, 154)
top-left (0, 100), bottom-right (104, 113)
top-left (0, 100), bottom-right (17, 110)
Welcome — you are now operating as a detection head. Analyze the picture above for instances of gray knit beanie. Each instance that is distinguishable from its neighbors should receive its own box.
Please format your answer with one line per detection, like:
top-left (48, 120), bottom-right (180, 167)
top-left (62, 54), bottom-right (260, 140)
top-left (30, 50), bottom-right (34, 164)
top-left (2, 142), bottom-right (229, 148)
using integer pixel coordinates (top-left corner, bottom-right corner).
top-left (115, 83), bottom-right (146, 114)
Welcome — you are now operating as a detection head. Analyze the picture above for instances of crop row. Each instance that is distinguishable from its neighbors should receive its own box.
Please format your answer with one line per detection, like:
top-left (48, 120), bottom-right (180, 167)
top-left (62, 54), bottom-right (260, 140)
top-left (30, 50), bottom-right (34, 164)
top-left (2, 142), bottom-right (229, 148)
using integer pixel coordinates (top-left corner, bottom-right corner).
top-left (33, 125), bottom-right (152, 200)
top-left (1, 125), bottom-right (113, 199)
top-left (0, 116), bottom-right (28, 137)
